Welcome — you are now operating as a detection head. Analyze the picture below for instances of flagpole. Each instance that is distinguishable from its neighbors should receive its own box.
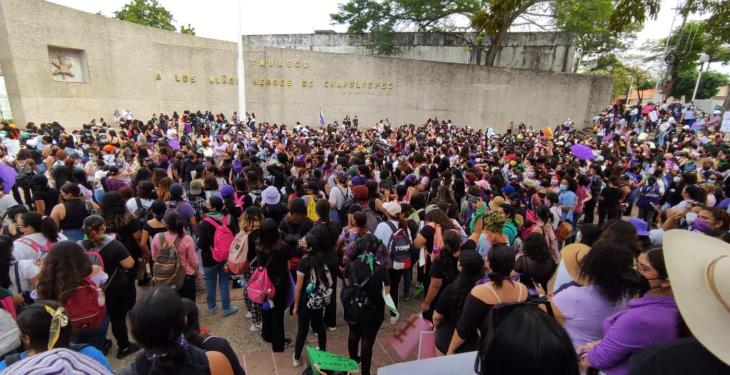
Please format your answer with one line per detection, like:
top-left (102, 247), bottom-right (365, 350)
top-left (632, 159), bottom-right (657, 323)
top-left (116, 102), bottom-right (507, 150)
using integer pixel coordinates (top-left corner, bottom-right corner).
top-left (236, 0), bottom-right (246, 122)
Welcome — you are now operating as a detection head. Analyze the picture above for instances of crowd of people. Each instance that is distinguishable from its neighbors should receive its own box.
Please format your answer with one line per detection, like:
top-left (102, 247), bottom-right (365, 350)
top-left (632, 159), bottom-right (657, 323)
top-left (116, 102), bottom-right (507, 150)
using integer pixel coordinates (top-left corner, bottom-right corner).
top-left (0, 101), bottom-right (728, 375)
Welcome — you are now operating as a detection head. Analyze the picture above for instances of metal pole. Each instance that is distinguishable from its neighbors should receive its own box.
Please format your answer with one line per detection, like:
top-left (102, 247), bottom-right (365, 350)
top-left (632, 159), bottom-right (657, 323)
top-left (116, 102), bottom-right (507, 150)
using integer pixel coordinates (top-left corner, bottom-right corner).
top-left (626, 76), bottom-right (634, 107)
top-left (236, 0), bottom-right (246, 123)
top-left (691, 62), bottom-right (703, 102)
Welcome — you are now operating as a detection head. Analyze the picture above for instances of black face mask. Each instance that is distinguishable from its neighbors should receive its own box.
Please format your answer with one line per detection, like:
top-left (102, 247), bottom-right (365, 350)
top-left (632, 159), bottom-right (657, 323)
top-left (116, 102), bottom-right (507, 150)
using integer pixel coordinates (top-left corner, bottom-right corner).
top-left (623, 268), bottom-right (662, 296)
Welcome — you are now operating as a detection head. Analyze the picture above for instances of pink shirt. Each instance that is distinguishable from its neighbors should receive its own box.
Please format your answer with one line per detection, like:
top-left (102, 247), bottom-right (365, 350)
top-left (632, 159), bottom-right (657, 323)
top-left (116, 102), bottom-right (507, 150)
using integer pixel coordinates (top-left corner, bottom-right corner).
top-left (151, 232), bottom-right (198, 276)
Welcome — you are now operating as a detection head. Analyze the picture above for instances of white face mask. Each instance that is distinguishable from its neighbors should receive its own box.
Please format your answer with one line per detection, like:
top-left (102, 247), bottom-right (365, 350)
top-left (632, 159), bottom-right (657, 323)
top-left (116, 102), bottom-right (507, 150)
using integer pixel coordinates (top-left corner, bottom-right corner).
top-left (685, 212), bottom-right (698, 224)
top-left (673, 176), bottom-right (682, 184)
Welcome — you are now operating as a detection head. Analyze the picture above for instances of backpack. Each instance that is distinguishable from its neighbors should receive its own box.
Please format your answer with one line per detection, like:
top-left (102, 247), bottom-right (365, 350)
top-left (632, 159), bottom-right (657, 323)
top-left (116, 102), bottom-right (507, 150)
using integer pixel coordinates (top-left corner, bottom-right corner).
top-left (305, 263), bottom-right (333, 310)
top-left (0, 306), bottom-right (20, 358)
top-left (247, 256), bottom-right (276, 304)
top-left (249, 189), bottom-right (262, 206)
top-left (133, 198), bottom-right (151, 222)
top-left (152, 235), bottom-right (186, 289)
top-left (336, 187), bottom-right (354, 223)
top-left (385, 221), bottom-right (411, 270)
top-left (341, 259), bottom-right (376, 324)
top-left (62, 277), bottom-right (106, 333)
top-left (306, 195), bottom-right (319, 221)
top-left (203, 216), bottom-right (234, 264)
top-left (227, 231), bottom-right (250, 275)
top-left (17, 237), bottom-right (53, 260)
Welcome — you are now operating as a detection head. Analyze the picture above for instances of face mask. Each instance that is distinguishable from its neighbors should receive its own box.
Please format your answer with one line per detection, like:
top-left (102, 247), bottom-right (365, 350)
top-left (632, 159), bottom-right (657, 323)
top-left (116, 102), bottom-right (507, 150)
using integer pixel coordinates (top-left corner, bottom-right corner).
top-left (526, 171), bottom-right (535, 178)
top-left (673, 177), bottom-right (681, 184)
top-left (685, 212), bottom-right (698, 225)
top-left (550, 179), bottom-right (558, 186)
top-left (559, 184), bottom-right (568, 191)
top-left (691, 218), bottom-right (712, 233)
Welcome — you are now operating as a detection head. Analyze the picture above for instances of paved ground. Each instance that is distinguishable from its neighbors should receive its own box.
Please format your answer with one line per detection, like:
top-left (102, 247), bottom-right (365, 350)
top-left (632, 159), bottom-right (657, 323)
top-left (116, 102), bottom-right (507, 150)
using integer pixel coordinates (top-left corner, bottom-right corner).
top-left (108, 284), bottom-right (424, 374)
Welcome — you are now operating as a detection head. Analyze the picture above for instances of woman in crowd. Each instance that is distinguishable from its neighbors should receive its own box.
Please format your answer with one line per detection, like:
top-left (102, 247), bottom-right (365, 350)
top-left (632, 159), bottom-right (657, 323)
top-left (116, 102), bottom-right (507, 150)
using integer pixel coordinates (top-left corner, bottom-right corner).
top-left (292, 233), bottom-right (331, 366)
top-left (139, 200), bottom-right (168, 264)
top-left (279, 198), bottom-right (313, 281)
top-left (514, 232), bottom-right (557, 292)
top-left (447, 244), bottom-right (528, 354)
top-left (433, 249), bottom-right (483, 354)
top-left (80, 216), bottom-right (137, 358)
top-left (542, 241), bottom-right (640, 348)
top-left (151, 212), bottom-right (200, 300)
top-left (529, 205), bottom-right (560, 261)
top-left (1, 235), bottom-right (38, 304)
top-left (31, 174), bottom-right (60, 216)
top-left (305, 199), bottom-right (342, 330)
top-left (1, 204), bottom-right (29, 239)
top-left (255, 218), bottom-right (293, 352)
top-left (0, 300), bottom-right (112, 371)
top-left (49, 182), bottom-right (95, 241)
top-left (240, 206), bottom-right (264, 332)
top-left (413, 207), bottom-right (459, 290)
top-left (121, 287), bottom-right (233, 375)
top-left (198, 196), bottom-right (238, 317)
top-left (181, 298), bottom-right (246, 375)
top-left (343, 234), bottom-right (390, 375)
top-left (13, 211), bottom-right (61, 262)
top-left (421, 229), bottom-right (461, 321)
top-left (579, 247), bottom-right (681, 375)
top-left (101, 191), bottom-right (144, 276)
top-left (126, 180), bottom-right (156, 217)
top-left (475, 304), bottom-right (579, 375)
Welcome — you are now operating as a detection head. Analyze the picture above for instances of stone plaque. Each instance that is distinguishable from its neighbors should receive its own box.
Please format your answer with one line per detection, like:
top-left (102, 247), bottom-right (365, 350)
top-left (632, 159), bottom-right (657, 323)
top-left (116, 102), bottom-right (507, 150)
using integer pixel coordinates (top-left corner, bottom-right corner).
top-left (48, 46), bottom-right (87, 82)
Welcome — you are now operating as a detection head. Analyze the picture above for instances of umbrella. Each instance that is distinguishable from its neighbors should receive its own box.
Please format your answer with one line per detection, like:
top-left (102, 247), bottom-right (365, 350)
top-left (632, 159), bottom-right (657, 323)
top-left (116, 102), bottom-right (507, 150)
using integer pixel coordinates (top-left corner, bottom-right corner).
top-left (0, 163), bottom-right (16, 193)
top-left (571, 144), bottom-right (595, 160)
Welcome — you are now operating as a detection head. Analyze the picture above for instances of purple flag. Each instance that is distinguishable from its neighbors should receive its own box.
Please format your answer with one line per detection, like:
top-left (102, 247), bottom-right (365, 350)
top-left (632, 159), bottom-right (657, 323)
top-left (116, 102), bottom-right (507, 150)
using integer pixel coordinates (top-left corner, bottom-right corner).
top-left (0, 163), bottom-right (17, 193)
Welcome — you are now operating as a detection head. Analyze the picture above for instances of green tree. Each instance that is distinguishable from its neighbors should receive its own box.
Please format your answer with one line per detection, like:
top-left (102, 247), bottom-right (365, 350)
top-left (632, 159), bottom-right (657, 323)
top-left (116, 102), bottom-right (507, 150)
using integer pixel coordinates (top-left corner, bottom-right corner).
top-left (670, 69), bottom-right (729, 100)
top-left (331, 0), bottom-right (656, 67)
top-left (114, 0), bottom-right (195, 35)
top-left (591, 54), bottom-right (654, 97)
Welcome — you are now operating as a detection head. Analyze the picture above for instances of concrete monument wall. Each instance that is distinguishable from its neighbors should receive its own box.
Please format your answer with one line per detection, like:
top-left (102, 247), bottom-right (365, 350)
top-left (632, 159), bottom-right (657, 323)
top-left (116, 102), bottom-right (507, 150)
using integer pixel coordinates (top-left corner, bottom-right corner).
top-left (243, 32), bottom-right (577, 73)
top-left (0, 0), bottom-right (611, 131)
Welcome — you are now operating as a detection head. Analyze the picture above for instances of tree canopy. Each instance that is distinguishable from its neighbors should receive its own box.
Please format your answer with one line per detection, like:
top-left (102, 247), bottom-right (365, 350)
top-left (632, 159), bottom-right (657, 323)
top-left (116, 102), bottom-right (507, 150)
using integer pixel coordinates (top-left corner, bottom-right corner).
top-left (114, 0), bottom-right (195, 36)
top-left (331, 0), bottom-right (656, 68)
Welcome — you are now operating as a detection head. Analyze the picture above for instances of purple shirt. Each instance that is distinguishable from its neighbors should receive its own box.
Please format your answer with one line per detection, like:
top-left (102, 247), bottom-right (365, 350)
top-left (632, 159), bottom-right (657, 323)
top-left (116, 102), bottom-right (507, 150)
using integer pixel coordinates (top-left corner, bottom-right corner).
top-left (553, 284), bottom-right (626, 347)
top-left (588, 295), bottom-right (680, 375)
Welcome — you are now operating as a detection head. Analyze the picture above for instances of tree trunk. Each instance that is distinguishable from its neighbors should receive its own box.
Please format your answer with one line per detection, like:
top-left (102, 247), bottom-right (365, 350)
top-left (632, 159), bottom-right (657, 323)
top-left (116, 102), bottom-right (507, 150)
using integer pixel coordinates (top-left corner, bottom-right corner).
top-left (484, 32), bottom-right (506, 67)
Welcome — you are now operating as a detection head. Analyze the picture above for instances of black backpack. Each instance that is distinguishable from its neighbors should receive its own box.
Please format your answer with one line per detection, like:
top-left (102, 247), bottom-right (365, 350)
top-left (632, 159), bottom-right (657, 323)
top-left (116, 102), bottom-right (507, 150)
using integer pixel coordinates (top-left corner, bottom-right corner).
top-left (336, 186), bottom-right (354, 223)
top-left (384, 221), bottom-right (412, 267)
top-left (341, 259), bottom-right (376, 324)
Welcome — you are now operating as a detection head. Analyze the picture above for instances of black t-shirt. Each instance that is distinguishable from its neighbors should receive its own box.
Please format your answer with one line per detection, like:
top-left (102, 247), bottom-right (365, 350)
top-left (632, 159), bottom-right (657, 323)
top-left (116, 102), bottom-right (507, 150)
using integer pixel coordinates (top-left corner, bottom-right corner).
top-left (110, 218), bottom-right (142, 259)
top-left (600, 186), bottom-right (623, 207)
top-left (628, 337), bottom-right (730, 375)
top-left (435, 280), bottom-right (479, 354)
top-left (33, 188), bottom-right (60, 215)
top-left (307, 221), bottom-right (342, 271)
top-left (81, 239), bottom-right (130, 289)
top-left (296, 254), bottom-right (332, 304)
top-left (419, 224), bottom-right (436, 254)
top-left (191, 334), bottom-right (246, 375)
top-left (263, 203), bottom-right (288, 223)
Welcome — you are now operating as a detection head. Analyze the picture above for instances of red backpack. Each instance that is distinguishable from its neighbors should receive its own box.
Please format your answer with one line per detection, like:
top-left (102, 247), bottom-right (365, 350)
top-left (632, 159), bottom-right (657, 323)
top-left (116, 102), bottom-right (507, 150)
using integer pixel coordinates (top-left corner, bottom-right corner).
top-left (63, 277), bottom-right (106, 333)
top-left (16, 237), bottom-right (53, 260)
top-left (203, 216), bottom-right (234, 263)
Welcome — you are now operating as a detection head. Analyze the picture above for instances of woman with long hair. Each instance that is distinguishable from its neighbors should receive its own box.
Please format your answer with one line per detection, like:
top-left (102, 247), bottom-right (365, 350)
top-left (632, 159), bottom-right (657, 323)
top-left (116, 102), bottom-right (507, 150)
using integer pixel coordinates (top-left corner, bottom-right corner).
top-left (515, 232), bottom-right (557, 291)
top-left (31, 174), bottom-right (60, 216)
top-left (101, 191), bottom-right (144, 274)
top-left (0, 235), bottom-right (37, 305)
top-left (529, 205), bottom-right (560, 262)
top-left (433, 249), bottom-right (484, 354)
top-left (151, 212), bottom-right (200, 300)
top-left (598, 220), bottom-right (642, 257)
top-left (49, 183), bottom-right (96, 241)
top-left (413, 207), bottom-right (458, 293)
top-left (279, 198), bottom-right (314, 281)
top-left (198, 196), bottom-right (237, 317)
top-left (421, 229), bottom-right (461, 321)
top-left (139, 200), bottom-right (167, 264)
top-left (292, 233), bottom-right (332, 366)
top-left (447, 244), bottom-right (528, 354)
top-left (343, 233), bottom-right (391, 375)
top-left (543, 241), bottom-right (642, 348)
top-left (121, 287), bottom-right (233, 375)
top-left (240, 206), bottom-right (264, 332)
top-left (256, 218), bottom-right (293, 352)
top-left (13, 211), bottom-right (62, 262)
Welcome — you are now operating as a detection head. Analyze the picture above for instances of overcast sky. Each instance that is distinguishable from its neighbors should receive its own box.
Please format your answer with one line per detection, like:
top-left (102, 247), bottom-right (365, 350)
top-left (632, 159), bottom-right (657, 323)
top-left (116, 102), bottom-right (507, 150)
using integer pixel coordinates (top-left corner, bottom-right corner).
top-left (47, 0), bottom-right (727, 73)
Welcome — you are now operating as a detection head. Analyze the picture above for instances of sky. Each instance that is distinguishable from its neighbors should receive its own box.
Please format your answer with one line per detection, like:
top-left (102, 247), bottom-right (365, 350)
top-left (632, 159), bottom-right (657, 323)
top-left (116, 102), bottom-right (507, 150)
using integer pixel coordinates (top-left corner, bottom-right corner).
top-left (47, 0), bottom-right (727, 73)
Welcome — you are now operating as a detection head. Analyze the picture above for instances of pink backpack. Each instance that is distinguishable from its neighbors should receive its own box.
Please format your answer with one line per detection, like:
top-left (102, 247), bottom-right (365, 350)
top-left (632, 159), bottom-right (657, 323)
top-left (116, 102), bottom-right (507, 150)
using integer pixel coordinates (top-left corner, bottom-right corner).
top-left (17, 238), bottom-right (53, 261)
top-left (203, 216), bottom-right (234, 263)
top-left (227, 231), bottom-right (250, 275)
top-left (233, 192), bottom-right (246, 209)
top-left (246, 257), bottom-right (275, 304)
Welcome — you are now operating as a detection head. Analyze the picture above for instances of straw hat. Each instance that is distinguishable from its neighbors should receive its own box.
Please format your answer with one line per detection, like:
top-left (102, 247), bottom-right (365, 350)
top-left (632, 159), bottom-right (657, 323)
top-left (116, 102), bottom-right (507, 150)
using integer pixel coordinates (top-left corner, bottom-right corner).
top-left (561, 243), bottom-right (591, 285)
top-left (488, 196), bottom-right (505, 211)
top-left (664, 230), bottom-right (730, 366)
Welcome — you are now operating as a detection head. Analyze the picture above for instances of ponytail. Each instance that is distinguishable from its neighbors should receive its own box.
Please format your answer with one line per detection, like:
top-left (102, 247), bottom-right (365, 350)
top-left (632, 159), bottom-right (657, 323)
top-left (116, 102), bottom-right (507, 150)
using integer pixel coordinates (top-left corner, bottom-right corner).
top-left (41, 217), bottom-right (59, 243)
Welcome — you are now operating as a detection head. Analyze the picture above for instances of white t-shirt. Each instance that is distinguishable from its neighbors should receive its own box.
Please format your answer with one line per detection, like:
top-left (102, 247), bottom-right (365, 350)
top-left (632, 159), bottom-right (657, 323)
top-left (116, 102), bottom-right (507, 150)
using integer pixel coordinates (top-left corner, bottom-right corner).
top-left (328, 185), bottom-right (351, 211)
top-left (126, 197), bottom-right (153, 215)
top-left (8, 259), bottom-right (40, 294)
top-left (0, 194), bottom-right (18, 224)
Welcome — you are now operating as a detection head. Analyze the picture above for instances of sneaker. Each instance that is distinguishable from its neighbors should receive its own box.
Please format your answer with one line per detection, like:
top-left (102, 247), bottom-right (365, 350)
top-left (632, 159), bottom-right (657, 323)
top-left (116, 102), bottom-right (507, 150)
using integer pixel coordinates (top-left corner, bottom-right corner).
top-left (116, 343), bottom-right (141, 359)
top-left (245, 311), bottom-right (253, 319)
top-left (390, 313), bottom-right (400, 325)
top-left (221, 305), bottom-right (239, 317)
top-left (327, 326), bottom-right (336, 332)
top-left (249, 322), bottom-right (262, 332)
top-left (208, 307), bottom-right (217, 315)
top-left (292, 353), bottom-right (300, 367)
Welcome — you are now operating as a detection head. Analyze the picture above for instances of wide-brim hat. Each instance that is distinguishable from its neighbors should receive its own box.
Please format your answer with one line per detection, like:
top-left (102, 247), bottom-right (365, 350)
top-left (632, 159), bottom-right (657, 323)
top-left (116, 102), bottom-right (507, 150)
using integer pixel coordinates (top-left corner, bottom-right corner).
top-left (664, 230), bottom-right (730, 366)
top-left (561, 243), bottom-right (591, 286)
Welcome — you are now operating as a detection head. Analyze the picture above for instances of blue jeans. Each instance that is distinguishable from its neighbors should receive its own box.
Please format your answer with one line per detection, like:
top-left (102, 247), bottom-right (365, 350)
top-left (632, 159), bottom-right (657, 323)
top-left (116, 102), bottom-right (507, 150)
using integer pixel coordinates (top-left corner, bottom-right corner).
top-left (62, 228), bottom-right (84, 242)
top-left (204, 264), bottom-right (231, 310)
